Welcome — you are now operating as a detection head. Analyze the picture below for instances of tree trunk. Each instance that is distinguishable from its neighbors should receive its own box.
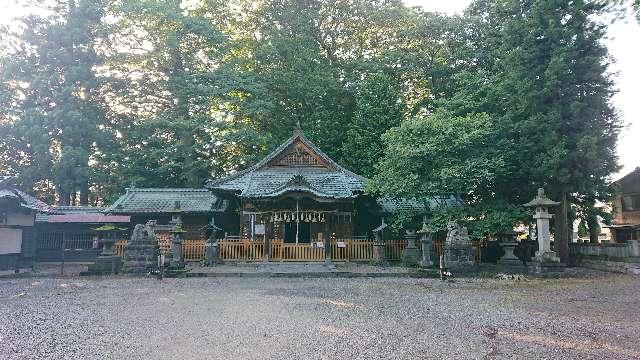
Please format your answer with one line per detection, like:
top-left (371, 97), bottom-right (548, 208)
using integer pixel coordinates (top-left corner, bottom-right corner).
top-left (554, 190), bottom-right (569, 263)
top-left (59, 190), bottom-right (70, 206)
top-left (79, 181), bottom-right (89, 205)
top-left (587, 216), bottom-right (600, 244)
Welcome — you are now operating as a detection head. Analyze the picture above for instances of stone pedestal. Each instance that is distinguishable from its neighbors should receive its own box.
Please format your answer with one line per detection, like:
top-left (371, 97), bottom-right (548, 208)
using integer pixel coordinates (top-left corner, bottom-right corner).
top-left (372, 243), bottom-right (386, 265)
top-left (529, 260), bottom-right (566, 276)
top-left (402, 231), bottom-right (420, 266)
top-left (122, 223), bottom-right (159, 274)
top-left (442, 245), bottom-right (476, 271)
top-left (371, 232), bottom-right (386, 265)
top-left (101, 237), bottom-right (116, 256)
top-left (498, 239), bottom-right (521, 266)
top-left (420, 233), bottom-right (434, 267)
top-left (85, 255), bottom-right (122, 275)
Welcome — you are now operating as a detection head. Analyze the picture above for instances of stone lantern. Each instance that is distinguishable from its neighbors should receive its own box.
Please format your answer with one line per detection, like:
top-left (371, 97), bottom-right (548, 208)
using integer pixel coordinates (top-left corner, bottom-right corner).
top-left (85, 224), bottom-right (126, 275)
top-left (204, 216), bottom-right (222, 266)
top-left (371, 219), bottom-right (388, 265)
top-left (94, 224), bottom-right (127, 256)
top-left (416, 217), bottom-right (434, 267)
top-left (402, 229), bottom-right (420, 266)
top-left (169, 221), bottom-right (187, 267)
top-left (523, 188), bottom-right (561, 265)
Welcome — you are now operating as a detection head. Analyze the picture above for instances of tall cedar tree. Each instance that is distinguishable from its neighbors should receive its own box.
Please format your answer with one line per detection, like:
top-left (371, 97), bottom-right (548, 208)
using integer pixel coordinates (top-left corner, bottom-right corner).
top-left (0, 0), bottom-right (109, 205)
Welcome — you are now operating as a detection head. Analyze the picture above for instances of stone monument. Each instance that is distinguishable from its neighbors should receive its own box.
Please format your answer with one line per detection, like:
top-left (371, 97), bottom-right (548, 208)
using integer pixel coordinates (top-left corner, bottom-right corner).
top-left (523, 188), bottom-right (564, 274)
top-left (122, 221), bottom-right (159, 274)
top-left (442, 221), bottom-right (475, 269)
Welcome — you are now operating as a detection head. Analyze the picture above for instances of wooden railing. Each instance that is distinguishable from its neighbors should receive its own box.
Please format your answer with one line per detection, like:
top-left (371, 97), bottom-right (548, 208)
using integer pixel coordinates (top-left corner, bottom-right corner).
top-left (183, 239), bottom-right (206, 261)
top-left (279, 242), bottom-right (324, 262)
top-left (385, 240), bottom-right (406, 261)
top-left (112, 237), bottom-right (485, 264)
top-left (113, 239), bottom-right (206, 262)
top-left (114, 239), bottom-right (127, 257)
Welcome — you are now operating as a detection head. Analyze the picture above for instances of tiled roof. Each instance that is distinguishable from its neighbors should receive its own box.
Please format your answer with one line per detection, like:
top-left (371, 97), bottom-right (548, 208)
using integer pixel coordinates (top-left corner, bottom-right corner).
top-left (47, 214), bottom-right (130, 223)
top-left (36, 206), bottom-right (108, 223)
top-left (0, 177), bottom-right (52, 213)
top-left (106, 188), bottom-right (224, 214)
top-left (206, 130), bottom-right (366, 199)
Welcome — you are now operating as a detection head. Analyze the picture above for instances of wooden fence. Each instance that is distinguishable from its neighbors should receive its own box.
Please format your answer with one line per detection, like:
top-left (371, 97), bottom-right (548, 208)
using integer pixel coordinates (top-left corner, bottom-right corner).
top-left (113, 239), bottom-right (205, 261)
top-left (274, 241), bottom-right (325, 262)
top-left (386, 239), bottom-right (406, 261)
top-left (112, 237), bottom-right (483, 263)
top-left (114, 239), bottom-right (127, 257)
top-left (183, 239), bottom-right (206, 261)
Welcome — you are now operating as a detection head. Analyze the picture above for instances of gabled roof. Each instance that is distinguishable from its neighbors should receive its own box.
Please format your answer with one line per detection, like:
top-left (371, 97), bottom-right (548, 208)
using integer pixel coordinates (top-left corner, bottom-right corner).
top-left (106, 188), bottom-right (224, 214)
top-left (206, 129), bottom-right (367, 200)
top-left (0, 176), bottom-right (52, 212)
top-left (613, 167), bottom-right (640, 186)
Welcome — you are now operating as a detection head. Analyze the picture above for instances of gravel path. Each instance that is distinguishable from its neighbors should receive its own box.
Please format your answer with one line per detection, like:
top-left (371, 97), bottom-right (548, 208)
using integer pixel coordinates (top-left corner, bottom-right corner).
top-left (1, 273), bottom-right (639, 359)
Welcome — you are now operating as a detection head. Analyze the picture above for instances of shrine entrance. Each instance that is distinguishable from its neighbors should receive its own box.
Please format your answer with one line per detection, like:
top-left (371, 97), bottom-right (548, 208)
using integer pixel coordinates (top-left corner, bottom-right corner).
top-left (208, 127), bottom-right (381, 262)
top-left (284, 221), bottom-right (310, 243)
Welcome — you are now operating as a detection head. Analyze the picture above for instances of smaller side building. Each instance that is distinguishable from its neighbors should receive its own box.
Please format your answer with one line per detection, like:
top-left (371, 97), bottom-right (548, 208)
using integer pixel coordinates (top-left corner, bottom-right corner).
top-left (106, 188), bottom-right (228, 240)
top-left (0, 177), bottom-right (51, 270)
top-left (36, 206), bottom-right (130, 261)
top-left (610, 167), bottom-right (640, 242)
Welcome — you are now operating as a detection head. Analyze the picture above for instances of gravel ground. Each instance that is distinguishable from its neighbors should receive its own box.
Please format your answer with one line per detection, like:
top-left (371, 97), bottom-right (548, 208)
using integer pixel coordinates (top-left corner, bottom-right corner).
top-left (1, 272), bottom-right (639, 359)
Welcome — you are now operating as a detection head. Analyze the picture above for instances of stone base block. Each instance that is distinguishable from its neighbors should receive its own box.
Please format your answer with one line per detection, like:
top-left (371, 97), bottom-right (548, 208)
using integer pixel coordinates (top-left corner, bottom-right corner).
top-left (402, 247), bottom-right (421, 266)
top-left (444, 245), bottom-right (475, 269)
top-left (529, 260), bottom-right (566, 276)
top-left (84, 256), bottom-right (122, 275)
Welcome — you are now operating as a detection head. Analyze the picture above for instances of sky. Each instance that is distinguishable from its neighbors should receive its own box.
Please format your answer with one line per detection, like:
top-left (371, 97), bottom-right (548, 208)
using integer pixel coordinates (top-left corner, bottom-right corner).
top-left (0, 0), bottom-right (638, 179)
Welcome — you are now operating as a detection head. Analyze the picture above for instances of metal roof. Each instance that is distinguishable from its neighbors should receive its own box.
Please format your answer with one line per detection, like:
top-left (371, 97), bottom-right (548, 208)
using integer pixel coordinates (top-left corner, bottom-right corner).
top-left (206, 130), bottom-right (366, 200)
top-left (106, 188), bottom-right (224, 214)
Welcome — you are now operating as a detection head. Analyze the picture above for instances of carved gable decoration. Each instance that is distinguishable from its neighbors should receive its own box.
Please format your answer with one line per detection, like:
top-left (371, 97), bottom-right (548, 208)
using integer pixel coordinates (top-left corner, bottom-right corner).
top-left (266, 140), bottom-right (331, 169)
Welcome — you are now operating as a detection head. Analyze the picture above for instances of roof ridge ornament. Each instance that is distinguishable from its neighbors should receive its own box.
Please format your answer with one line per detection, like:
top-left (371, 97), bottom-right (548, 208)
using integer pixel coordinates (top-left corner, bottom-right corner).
top-left (293, 121), bottom-right (303, 136)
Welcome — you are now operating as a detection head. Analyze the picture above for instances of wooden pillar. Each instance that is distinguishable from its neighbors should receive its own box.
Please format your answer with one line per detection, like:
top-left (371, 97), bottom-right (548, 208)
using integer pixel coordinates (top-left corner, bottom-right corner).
top-left (263, 214), bottom-right (270, 263)
top-left (324, 214), bottom-right (332, 263)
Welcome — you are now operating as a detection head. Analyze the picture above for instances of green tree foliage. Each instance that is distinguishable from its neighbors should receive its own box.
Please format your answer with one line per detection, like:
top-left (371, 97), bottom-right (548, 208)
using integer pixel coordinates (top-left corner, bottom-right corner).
top-left (369, 0), bottom-right (621, 248)
top-left (0, 0), bottom-right (109, 205)
top-left (341, 73), bottom-right (404, 177)
top-left (101, 0), bottom-right (265, 196)
top-left (0, 0), bottom-right (623, 237)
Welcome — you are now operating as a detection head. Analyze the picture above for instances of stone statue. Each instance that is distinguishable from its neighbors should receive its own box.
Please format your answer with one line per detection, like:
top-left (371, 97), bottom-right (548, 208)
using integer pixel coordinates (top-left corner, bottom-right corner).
top-left (122, 222), bottom-right (160, 274)
top-left (441, 221), bottom-right (475, 272)
top-left (445, 221), bottom-right (471, 246)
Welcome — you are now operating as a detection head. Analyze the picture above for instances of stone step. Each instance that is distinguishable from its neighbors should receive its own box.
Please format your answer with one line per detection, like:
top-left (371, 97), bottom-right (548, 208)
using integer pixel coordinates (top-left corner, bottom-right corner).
top-left (257, 263), bottom-right (336, 273)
